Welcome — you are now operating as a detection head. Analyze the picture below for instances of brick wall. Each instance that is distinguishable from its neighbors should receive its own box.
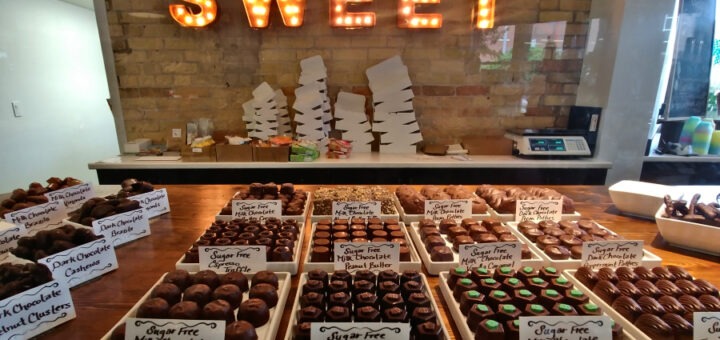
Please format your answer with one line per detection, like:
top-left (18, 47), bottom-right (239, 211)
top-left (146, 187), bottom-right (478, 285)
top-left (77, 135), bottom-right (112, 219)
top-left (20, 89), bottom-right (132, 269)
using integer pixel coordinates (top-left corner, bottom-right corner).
top-left (106, 0), bottom-right (591, 146)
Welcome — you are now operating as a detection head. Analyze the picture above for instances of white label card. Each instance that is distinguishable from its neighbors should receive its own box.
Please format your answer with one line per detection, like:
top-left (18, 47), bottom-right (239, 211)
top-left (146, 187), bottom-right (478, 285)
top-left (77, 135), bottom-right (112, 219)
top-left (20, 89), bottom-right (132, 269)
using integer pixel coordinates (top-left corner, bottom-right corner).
top-left (459, 242), bottom-right (522, 271)
top-left (0, 280), bottom-right (76, 339)
top-left (581, 240), bottom-right (644, 270)
top-left (199, 246), bottom-right (267, 273)
top-left (332, 201), bottom-right (381, 220)
top-left (132, 188), bottom-right (171, 218)
top-left (0, 221), bottom-right (26, 256)
top-left (694, 312), bottom-right (720, 339)
top-left (334, 242), bottom-right (399, 273)
top-left (311, 322), bottom-right (411, 340)
top-left (515, 199), bottom-right (563, 222)
top-left (231, 200), bottom-right (282, 221)
top-left (44, 182), bottom-right (95, 211)
top-left (126, 318), bottom-right (225, 340)
top-left (38, 237), bottom-right (119, 288)
top-left (92, 208), bottom-right (150, 247)
top-left (424, 200), bottom-right (472, 222)
top-left (519, 316), bottom-right (612, 340)
top-left (4, 201), bottom-right (66, 233)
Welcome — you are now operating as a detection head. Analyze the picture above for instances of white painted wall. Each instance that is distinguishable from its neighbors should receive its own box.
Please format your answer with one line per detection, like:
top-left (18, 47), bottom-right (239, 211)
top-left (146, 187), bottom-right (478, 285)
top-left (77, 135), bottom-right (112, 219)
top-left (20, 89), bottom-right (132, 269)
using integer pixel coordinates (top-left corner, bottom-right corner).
top-left (0, 0), bottom-right (118, 193)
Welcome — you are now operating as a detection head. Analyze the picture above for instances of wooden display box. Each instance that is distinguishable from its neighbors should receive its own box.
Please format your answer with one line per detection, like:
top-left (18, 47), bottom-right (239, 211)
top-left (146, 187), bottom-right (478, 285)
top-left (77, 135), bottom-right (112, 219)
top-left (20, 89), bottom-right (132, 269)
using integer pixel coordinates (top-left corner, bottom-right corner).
top-left (215, 144), bottom-right (253, 162)
top-left (253, 146), bottom-right (289, 162)
top-left (181, 145), bottom-right (216, 162)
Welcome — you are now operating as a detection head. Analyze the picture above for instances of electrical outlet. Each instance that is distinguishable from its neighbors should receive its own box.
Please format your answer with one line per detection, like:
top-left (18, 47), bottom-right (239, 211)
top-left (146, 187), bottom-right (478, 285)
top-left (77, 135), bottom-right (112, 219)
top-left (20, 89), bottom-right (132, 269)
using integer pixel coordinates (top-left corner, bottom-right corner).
top-left (172, 128), bottom-right (182, 138)
top-left (11, 101), bottom-right (21, 117)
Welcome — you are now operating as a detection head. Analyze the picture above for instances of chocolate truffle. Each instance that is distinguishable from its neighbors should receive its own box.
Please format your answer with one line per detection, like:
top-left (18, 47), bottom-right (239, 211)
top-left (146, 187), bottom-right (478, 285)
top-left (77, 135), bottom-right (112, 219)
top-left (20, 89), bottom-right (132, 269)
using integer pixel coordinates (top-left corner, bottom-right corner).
top-left (383, 306), bottom-right (408, 322)
top-left (169, 301), bottom-right (201, 319)
top-left (225, 320), bottom-right (258, 340)
top-left (378, 269), bottom-right (400, 284)
top-left (249, 283), bottom-right (278, 308)
top-left (662, 313), bottom-right (693, 340)
top-left (652, 266), bottom-right (677, 281)
top-left (202, 299), bottom-right (234, 323)
top-left (192, 270), bottom-right (220, 290)
top-left (331, 270), bottom-right (353, 286)
top-left (183, 284), bottom-right (212, 307)
top-left (453, 278), bottom-right (479, 302)
top-left (151, 283), bottom-right (182, 306)
top-left (675, 279), bottom-right (702, 297)
top-left (574, 266), bottom-right (598, 289)
top-left (326, 306), bottom-right (351, 322)
top-left (220, 272), bottom-right (249, 292)
top-left (597, 267), bottom-right (619, 284)
top-left (634, 266), bottom-right (659, 282)
top-left (658, 295), bottom-right (686, 315)
top-left (615, 266), bottom-right (639, 282)
top-left (327, 280), bottom-right (349, 294)
top-left (252, 271), bottom-right (279, 289)
top-left (354, 280), bottom-right (376, 296)
top-left (163, 270), bottom-right (192, 291)
top-left (486, 290), bottom-right (512, 311)
top-left (636, 280), bottom-right (662, 298)
top-left (407, 292), bottom-right (431, 314)
top-left (137, 297), bottom-right (170, 318)
top-left (430, 246), bottom-right (453, 261)
top-left (699, 294), bottom-right (720, 311)
top-left (302, 279), bottom-right (325, 296)
top-left (355, 270), bottom-right (377, 284)
top-left (637, 296), bottom-right (666, 315)
top-left (474, 319), bottom-right (504, 340)
top-left (466, 303), bottom-right (495, 329)
top-left (299, 292), bottom-right (325, 309)
top-left (237, 298), bottom-right (270, 327)
top-left (311, 246), bottom-right (331, 262)
top-left (213, 284), bottom-right (242, 309)
top-left (616, 281), bottom-right (642, 300)
top-left (592, 280), bottom-right (620, 303)
top-left (354, 291), bottom-right (379, 309)
top-left (328, 292), bottom-right (352, 310)
top-left (513, 289), bottom-right (537, 310)
top-left (415, 321), bottom-right (443, 340)
top-left (544, 245), bottom-right (571, 260)
top-left (381, 293), bottom-right (405, 311)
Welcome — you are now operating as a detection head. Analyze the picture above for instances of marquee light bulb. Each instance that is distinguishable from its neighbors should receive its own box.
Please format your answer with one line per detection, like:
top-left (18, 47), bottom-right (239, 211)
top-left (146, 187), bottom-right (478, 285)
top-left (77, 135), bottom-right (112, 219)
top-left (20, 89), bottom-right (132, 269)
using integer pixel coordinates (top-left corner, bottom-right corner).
top-left (329, 0), bottom-right (376, 28)
top-left (397, 0), bottom-right (442, 29)
top-left (475, 0), bottom-right (495, 29)
top-left (169, 0), bottom-right (218, 28)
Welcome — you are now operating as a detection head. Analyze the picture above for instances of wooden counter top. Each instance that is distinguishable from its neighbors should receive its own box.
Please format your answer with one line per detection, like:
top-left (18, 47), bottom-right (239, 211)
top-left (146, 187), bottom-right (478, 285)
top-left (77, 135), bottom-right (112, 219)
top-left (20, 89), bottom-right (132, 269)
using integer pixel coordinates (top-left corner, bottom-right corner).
top-left (34, 185), bottom-right (720, 339)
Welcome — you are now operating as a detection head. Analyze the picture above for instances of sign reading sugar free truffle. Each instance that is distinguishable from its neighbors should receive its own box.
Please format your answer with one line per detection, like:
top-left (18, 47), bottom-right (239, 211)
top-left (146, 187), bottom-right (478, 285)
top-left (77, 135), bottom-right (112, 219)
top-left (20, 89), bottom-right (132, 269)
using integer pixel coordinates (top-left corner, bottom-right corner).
top-left (199, 246), bottom-right (267, 273)
top-left (125, 318), bottom-right (225, 340)
top-left (519, 316), bottom-right (612, 340)
top-left (4, 201), bottom-right (66, 233)
top-left (425, 199), bottom-right (472, 222)
top-left (311, 322), bottom-right (410, 340)
top-left (44, 182), bottom-right (95, 211)
top-left (693, 312), bottom-right (720, 339)
top-left (459, 242), bottom-right (522, 271)
top-left (334, 242), bottom-right (399, 273)
top-left (0, 280), bottom-right (76, 339)
top-left (0, 220), bottom-right (26, 256)
top-left (581, 240), bottom-right (644, 270)
top-left (38, 237), bottom-right (119, 288)
top-left (92, 208), bottom-right (150, 247)
top-left (332, 201), bottom-right (381, 220)
top-left (132, 188), bottom-right (170, 218)
top-left (231, 200), bottom-right (282, 221)
top-left (515, 199), bottom-right (562, 222)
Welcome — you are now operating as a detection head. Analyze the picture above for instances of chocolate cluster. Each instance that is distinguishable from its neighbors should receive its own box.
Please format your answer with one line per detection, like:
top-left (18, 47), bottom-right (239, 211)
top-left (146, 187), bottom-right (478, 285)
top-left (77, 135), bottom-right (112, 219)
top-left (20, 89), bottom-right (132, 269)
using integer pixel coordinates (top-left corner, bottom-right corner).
top-left (0, 263), bottom-right (54, 300)
top-left (475, 185), bottom-right (575, 214)
top-left (183, 218), bottom-right (300, 263)
top-left (67, 197), bottom-right (141, 226)
top-left (106, 178), bottom-right (154, 199)
top-left (663, 193), bottom-right (720, 227)
top-left (310, 217), bottom-right (411, 262)
top-left (0, 177), bottom-right (82, 216)
top-left (575, 265), bottom-right (720, 339)
top-left (292, 269), bottom-right (443, 340)
top-left (417, 218), bottom-right (532, 262)
top-left (517, 219), bottom-right (622, 260)
top-left (11, 224), bottom-right (102, 261)
top-left (313, 186), bottom-right (396, 215)
top-left (219, 182), bottom-right (307, 216)
top-left (395, 185), bottom-right (489, 214)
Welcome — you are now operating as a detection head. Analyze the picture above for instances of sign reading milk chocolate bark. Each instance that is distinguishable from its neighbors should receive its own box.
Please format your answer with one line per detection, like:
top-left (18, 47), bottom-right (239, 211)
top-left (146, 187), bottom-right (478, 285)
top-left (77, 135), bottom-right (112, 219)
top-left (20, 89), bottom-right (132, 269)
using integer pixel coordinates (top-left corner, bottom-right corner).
top-left (4, 201), bottom-right (66, 233)
top-left (519, 316), bottom-right (612, 340)
top-left (693, 312), bottom-right (720, 339)
top-left (515, 199), bottom-right (562, 222)
top-left (332, 201), bottom-right (381, 220)
top-left (581, 240), bottom-right (644, 270)
top-left (425, 199), bottom-right (472, 222)
top-left (231, 200), bottom-right (282, 221)
top-left (38, 237), bottom-right (118, 288)
top-left (0, 280), bottom-right (76, 339)
top-left (91, 208), bottom-right (150, 247)
top-left (44, 182), bottom-right (95, 211)
top-left (125, 318), bottom-right (225, 340)
top-left (311, 322), bottom-right (410, 340)
top-left (132, 188), bottom-right (170, 218)
top-left (0, 220), bottom-right (26, 256)
top-left (334, 242), bottom-right (399, 273)
top-left (199, 246), bottom-right (267, 273)
top-left (459, 242), bottom-right (522, 271)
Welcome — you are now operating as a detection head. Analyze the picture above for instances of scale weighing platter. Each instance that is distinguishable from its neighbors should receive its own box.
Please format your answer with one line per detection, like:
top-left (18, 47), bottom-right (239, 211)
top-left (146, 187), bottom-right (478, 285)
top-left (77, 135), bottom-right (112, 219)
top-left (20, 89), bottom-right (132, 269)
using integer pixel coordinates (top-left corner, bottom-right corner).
top-left (505, 128), bottom-right (591, 157)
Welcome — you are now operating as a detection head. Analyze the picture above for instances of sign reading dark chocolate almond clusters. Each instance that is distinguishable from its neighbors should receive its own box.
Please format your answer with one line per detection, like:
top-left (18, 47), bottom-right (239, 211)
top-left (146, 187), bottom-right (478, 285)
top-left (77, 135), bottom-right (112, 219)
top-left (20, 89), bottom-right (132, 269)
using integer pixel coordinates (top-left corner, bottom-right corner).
top-left (199, 246), bottom-right (266, 273)
top-left (519, 316), bottom-right (612, 340)
top-left (459, 242), bottom-right (522, 271)
top-left (0, 280), bottom-right (76, 339)
top-left (4, 201), bottom-right (66, 233)
top-left (334, 242), bottom-right (399, 273)
top-left (231, 200), bottom-right (282, 221)
top-left (332, 201), bottom-right (381, 220)
top-left (0, 221), bottom-right (25, 256)
top-left (311, 322), bottom-right (410, 340)
top-left (132, 188), bottom-right (170, 218)
top-left (424, 199), bottom-right (472, 223)
top-left (92, 208), bottom-right (150, 247)
top-left (38, 237), bottom-right (119, 288)
top-left (125, 318), bottom-right (225, 340)
top-left (44, 182), bottom-right (95, 211)
top-left (515, 199), bottom-right (562, 222)
top-left (581, 240), bottom-right (644, 270)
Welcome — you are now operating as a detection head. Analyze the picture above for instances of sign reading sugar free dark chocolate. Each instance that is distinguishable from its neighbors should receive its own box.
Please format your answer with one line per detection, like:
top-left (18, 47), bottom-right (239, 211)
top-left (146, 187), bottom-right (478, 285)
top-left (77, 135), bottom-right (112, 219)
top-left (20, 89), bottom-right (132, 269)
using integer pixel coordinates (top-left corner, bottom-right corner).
top-left (311, 322), bottom-right (410, 340)
top-left (515, 199), bottom-right (562, 222)
top-left (424, 199), bottom-right (472, 223)
top-left (44, 182), bottom-right (95, 211)
top-left (334, 242), bottom-right (399, 273)
top-left (132, 188), bottom-right (171, 218)
top-left (231, 200), bottom-right (282, 220)
top-left (581, 240), bottom-right (644, 270)
top-left (693, 312), bottom-right (720, 339)
top-left (459, 242), bottom-right (522, 271)
top-left (199, 246), bottom-right (266, 273)
top-left (0, 280), bottom-right (76, 339)
top-left (519, 316), bottom-right (612, 340)
top-left (38, 237), bottom-right (119, 288)
top-left (92, 208), bottom-right (150, 247)
top-left (332, 201), bottom-right (381, 220)
top-left (0, 221), bottom-right (26, 256)
top-left (125, 318), bottom-right (225, 340)
top-left (4, 201), bottom-right (66, 233)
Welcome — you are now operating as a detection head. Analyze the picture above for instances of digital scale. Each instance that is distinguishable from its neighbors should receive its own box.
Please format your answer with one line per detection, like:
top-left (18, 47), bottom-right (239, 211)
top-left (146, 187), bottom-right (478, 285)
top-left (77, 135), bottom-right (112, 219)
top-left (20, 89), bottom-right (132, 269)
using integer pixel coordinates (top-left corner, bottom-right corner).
top-left (504, 128), bottom-right (592, 158)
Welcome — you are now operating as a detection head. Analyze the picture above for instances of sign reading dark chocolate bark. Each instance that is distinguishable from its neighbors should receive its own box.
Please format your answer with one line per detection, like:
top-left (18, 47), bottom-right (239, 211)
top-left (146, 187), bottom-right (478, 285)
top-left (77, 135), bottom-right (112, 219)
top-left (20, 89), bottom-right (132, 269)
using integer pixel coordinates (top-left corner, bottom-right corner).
top-left (515, 199), bottom-right (562, 222)
top-left (38, 237), bottom-right (119, 288)
top-left (132, 188), bottom-right (170, 218)
top-left (0, 221), bottom-right (26, 256)
top-left (332, 201), bottom-right (381, 220)
top-left (199, 246), bottom-right (267, 273)
top-left (693, 312), bottom-right (720, 339)
top-left (44, 182), bottom-right (95, 211)
top-left (334, 242), bottom-right (399, 273)
top-left (0, 280), bottom-right (76, 339)
top-left (4, 201), bottom-right (66, 233)
top-left (424, 199), bottom-right (472, 222)
top-left (231, 200), bottom-right (282, 220)
top-left (92, 208), bottom-right (150, 247)
top-left (581, 240), bottom-right (644, 270)
top-left (125, 318), bottom-right (225, 340)
top-left (459, 242), bottom-right (522, 271)
top-left (519, 316), bottom-right (612, 340)
top-left (311, 322), bottom-right (411, 340)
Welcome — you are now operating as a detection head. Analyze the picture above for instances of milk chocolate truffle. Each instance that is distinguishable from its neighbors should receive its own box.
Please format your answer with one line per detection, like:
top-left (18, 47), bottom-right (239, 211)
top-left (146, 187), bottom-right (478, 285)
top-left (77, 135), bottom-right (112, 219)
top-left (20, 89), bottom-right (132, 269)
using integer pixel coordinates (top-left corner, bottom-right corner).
top-left (252, 270), bottom-right (279, 289)
top-left (544, 245), bottom-right (571, 260)
top-left (193, 270), bottom-right (221, 290)
top-left (213, 284), bottom-right (243, 309)
top-left (137, 297), bottom-right (170, 318)
top-left (225, 320), bottom-right (258, 340)
top-left (637, 296), bottom-right (666, 315)
top-left (297, 306), bottom-right (324, 323)
top-left (163, 269), bottom-right (192, 290)
top-left (183, 284), bottom-right (212, 307)
top-left (169, 301), bottom-right (201, 319)
top-left (151, 283), bottom-right (182, 306)
top-left (633, 314), bottom-right (673, 340)
top-left (611, 295), bottom-right (643, 322)
top-left (249, 283), bottom-right (278, 308)
top-left (237, 298), bottom-right (270, 327)
top-left (202, 299), bottom-right (235, 323)
top-left (221, 272), bottom-right (249, 292)
top-left (300, 292), bottom-right (325, 309)
top-left (661, 313), bottom-right (693, 340)
top-left (430, 246), bottom-right (453, 261)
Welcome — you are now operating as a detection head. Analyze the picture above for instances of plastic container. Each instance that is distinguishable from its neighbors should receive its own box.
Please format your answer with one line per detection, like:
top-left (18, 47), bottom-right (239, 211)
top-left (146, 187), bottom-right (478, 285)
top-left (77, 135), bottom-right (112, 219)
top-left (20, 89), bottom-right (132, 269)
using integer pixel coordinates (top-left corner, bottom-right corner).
top-left (709, 130), bottom-right (720, 155)
top-left (679, 116), bottom-right (701, 145)
top-left (692, 119), bottom-right (715, 155)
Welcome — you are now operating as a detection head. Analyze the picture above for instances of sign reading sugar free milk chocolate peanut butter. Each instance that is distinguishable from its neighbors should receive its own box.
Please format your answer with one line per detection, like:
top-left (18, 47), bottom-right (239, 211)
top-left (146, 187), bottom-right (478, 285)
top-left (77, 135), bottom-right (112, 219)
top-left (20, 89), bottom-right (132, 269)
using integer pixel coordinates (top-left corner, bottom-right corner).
top-left (424, 199), bottom-right (472, 223)
top-left (0, 280), bottom-right (76, 339)
top-left (132, 188), bottom-right (170, 218)
top-left (126, 318), bottom-right (225, 340)
top-left (581, 240), bottom-right (644, 270)
top-left (311, 322), bottom-right (411, 340)
top-left (44, 182), bottom-right (95, 211)
top-left (693, 312), bottom-right (720, 339)
top-left (4, 201), bottom-right (66, 234)
top-left (38, 237), bottom-right (118, 288)
top-left (519, 316), bottom-right (612, 340)
top-left (231, 200), bottom-right (282, 221)
top-left (91, 208), bottom-right (150, 247)
top-left (459, 242), bottom-right (522, 271)
top-left (0, 220), bottom-right (26, 256)
top-left (515, 199), bottom-right (562, 222)
top-left (332, 201), bottom-right (381, 220)
top-left (334, 242), bottom-right (399, 273)
top-left (199, 246), bottom-right (266, 273)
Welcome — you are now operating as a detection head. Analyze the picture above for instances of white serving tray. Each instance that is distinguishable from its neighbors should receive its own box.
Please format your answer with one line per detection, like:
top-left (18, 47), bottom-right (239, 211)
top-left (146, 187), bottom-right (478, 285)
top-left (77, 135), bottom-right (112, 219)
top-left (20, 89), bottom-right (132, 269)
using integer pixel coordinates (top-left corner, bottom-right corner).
top-left (393, 193), bottom-right (491, 223)
top-left (215, 192), bottom-right (311, 222)
top-left (407, 222), bottom-right (544, 276)
top-left (654, 205), bottom-right (720, 256)
top-left (608, 180), bottom-right (676, 220)
top-left (101, 271), bottom-right (292, 340)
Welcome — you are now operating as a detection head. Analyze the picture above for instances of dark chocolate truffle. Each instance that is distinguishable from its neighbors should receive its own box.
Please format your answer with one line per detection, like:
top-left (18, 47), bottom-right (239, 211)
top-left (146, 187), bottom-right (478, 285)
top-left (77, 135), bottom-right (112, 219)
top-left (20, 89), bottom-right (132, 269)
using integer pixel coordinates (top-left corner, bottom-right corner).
top-left (252, 271), bottom-right (279, 289)
top-left (225, 320), bottom-right (258, 340)
top-left (192, 270), bottom-right (220, 289)
top-left (151, 283), bottom-right (182, 306)
top-left (163, 269), bottom-right (192, 290)
top-left (169, 301), bottom-right (201, 319)
top-left (136, 297), bottom-right (170, 318)
top-left (202, 299), bottom-right (235, 323)
top-left (237, 298), bottom-right (270, 327)
top-left (249, 283), bottom-right (278, 308)
top-left (183, 284), bottom-right (212, 307)
top-left (213, 284), bottom-right (242, 309)
top-left (220, 272), bottom-right (249, 292)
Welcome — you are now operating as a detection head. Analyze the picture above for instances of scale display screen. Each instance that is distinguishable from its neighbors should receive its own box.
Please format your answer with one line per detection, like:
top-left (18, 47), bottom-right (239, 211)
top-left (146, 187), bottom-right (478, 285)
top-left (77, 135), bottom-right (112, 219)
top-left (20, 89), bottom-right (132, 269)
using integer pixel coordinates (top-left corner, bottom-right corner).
top-left (529, 138), bottom-right (566, 151)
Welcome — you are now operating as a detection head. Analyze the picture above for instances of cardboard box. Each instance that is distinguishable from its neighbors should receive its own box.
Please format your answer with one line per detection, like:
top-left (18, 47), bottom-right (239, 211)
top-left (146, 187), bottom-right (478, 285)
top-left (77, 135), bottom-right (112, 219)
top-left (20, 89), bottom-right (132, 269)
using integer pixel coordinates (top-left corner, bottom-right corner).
top-left (462, 136), bottom-right (513, 155)
top-left (253, 146), bottom-right (289, 162)
top-left (216, 144), bottom-right (253, 162)
top-left (181, 145), bottom-right (216, 162)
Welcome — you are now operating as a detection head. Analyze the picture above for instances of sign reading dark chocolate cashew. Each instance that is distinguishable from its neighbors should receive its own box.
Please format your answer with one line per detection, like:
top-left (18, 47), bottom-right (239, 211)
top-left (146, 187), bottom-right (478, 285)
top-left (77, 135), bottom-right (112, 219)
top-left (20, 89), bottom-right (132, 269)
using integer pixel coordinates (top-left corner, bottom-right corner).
top-left (37, 238), bottom-right (119, 288)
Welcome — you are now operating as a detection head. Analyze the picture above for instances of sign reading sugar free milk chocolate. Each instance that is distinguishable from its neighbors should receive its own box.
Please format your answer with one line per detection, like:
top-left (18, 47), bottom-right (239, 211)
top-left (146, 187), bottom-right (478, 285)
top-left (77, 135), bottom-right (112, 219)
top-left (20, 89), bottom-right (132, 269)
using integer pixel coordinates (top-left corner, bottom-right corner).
top-left (693, 312), bottom-right (720, 339)
top-left (199, 246), bottom-right (267, 273)
top-left (334, 242), bottom-right (399, 273)
top-left (311, 322), bottom-right (411, 340)
top-left (132, 188), bottom-right (171, 218)
top-left (231, 200), bottom-right (282, 221)
top-left (515, 199), bottom-right (562, 222)
top-left (4, 201), bottom-right (66, 233)
top-left (0, 221), bottom-right (26, 256)
top-left (44, 182), bottom-right (95, 211)
top-left (425, 199), bottom-right (472, 222)
top-left (0, 280), bottom-right (76, 339)
top-left (459, 242), bottom-right (522, 271)
top-left (581, 240), bottom-right (644, 270)
top-left (92, 208), bottom-right (150, 247)
top-left (519, 316), bottom-right (612, 340)
top-left (332, 201), bottom-right (381, 219)
top-left (38, 237), bottom-right (118, 288)
top-left (126, 318), bottom-right (225, 340)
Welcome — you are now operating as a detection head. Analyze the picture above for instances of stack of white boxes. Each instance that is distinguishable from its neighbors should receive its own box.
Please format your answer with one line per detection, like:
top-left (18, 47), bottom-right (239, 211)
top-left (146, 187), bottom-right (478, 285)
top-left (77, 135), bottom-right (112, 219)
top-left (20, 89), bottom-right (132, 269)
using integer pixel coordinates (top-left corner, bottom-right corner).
top-left (334, 91), bottom-right (374, 152)
top-left (274, 89), bottom-right (292, 135)
top-left (294, 56), bottom-right (330, 148)
top-left (243, 82), bottom-right (282, 140)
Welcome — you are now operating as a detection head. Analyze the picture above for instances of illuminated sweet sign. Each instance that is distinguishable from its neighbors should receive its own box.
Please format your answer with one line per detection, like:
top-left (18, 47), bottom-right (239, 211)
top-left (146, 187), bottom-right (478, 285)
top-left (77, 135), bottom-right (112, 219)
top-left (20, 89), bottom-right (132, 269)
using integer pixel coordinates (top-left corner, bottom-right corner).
top-left (397, 0), bottom-right (442, 29)
top-left (169, 0), bottom-right (217, 28)
top-left (243, 0), bottom-right (307, 28)
top-left (475, 0), bottom-right (495, 29)
top-left (329, 0), bottom-right (376, 28)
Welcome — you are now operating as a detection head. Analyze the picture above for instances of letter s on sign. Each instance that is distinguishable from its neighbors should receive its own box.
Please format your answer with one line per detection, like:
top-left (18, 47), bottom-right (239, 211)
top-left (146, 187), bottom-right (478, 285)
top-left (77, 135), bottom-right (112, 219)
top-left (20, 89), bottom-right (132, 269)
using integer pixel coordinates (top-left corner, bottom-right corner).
top-left (170, 0), bottom-right (218, 27)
